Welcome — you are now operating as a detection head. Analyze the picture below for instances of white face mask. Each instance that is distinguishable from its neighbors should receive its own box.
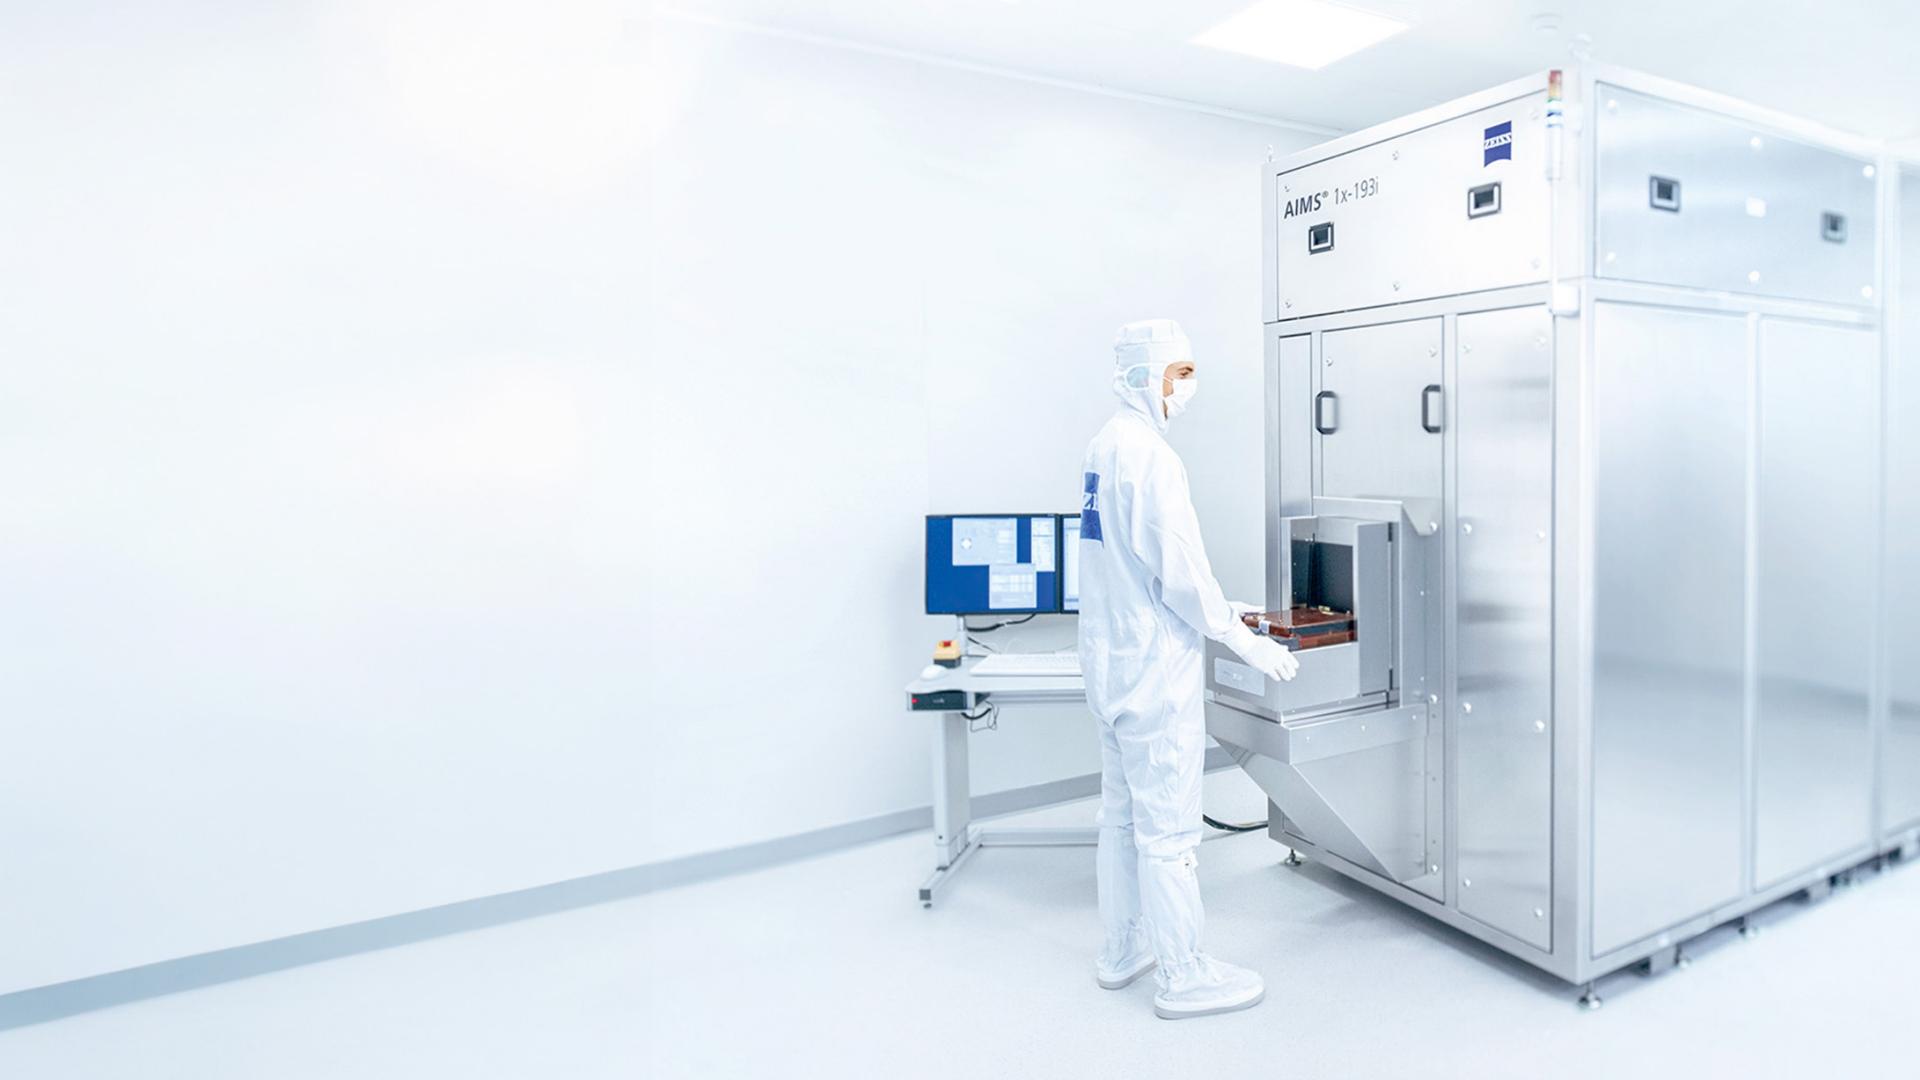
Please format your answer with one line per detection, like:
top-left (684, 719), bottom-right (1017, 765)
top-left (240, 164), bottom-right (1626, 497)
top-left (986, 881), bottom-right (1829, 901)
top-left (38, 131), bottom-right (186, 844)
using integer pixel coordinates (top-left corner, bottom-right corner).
top-left (1164, 376), bottom-right (1198, 419)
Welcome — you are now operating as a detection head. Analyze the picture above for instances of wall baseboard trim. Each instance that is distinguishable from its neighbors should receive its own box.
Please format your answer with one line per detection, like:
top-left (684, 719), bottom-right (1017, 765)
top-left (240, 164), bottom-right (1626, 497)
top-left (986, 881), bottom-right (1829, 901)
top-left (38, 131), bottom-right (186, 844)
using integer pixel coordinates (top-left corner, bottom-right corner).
top-left (0, 748), bottom-right (1234, 1030)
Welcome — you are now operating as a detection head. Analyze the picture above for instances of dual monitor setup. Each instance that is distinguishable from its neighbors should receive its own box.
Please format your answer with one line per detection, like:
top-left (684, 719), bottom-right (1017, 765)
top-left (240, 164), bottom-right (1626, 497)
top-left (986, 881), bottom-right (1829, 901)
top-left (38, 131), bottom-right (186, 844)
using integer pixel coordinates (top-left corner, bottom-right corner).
top-left (925, 514), bottom-right (1082, 616)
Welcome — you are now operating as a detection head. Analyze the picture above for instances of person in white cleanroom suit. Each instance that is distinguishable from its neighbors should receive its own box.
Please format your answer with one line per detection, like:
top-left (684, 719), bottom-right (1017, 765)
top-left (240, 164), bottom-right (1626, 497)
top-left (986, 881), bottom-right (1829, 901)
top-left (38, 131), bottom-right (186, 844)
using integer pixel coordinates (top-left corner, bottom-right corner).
top-left (1077, 318), bottom-right (1300, 1021)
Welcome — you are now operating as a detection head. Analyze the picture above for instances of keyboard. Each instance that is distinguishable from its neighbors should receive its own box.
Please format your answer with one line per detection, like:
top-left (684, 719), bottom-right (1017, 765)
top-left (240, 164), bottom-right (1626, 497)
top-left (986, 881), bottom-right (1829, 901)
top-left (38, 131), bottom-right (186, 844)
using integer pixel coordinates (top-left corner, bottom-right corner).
top-left (971, 653), bottom-right (1082, 678)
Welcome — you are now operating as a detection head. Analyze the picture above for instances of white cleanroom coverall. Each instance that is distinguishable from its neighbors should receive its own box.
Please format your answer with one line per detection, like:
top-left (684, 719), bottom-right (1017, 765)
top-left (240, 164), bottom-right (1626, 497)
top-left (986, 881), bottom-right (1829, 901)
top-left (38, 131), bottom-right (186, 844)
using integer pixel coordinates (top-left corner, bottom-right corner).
top-left (1076, 318), bottom-right (1295, 1019)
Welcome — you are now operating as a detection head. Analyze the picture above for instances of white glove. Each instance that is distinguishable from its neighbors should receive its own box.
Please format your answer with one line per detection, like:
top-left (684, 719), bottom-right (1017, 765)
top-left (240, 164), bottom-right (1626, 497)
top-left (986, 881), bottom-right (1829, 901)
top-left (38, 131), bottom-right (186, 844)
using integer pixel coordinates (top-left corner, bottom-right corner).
top-left (1235, 634), bottom-right (1300, 683)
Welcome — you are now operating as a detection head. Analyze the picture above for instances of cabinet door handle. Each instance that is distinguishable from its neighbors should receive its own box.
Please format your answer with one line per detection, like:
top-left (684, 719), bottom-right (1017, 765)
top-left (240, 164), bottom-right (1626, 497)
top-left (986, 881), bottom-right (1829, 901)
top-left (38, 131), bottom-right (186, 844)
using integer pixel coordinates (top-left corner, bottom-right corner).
top-left (1315, 391), bottom-right (1339, 435)
top-left (1421, 384), bottom-right (1443, 434)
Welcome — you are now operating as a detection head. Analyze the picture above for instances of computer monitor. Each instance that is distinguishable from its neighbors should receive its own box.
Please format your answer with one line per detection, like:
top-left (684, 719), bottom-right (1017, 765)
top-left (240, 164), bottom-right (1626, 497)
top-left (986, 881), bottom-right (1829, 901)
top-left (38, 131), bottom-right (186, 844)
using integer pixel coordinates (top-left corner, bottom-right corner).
top-left (925, 515), bottom-right (1062, 616)
top-left (1060, 514), bottom-right (1081, 613)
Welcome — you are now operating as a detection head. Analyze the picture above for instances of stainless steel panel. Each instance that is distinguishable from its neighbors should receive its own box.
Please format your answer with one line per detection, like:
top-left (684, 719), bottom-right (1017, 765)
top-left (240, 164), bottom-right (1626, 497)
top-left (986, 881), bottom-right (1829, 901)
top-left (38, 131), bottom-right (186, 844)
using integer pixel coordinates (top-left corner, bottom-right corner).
top-left (1455, 305), bottom-right (1554, 950)
top-left (1277, 334), bottom-right (1316, 520)
top-left (1208, 639), bottom-right (1371, 720)
top-left (1210, 701), bottom-right (1431, 882)
top-left (1274, 90), bottom-right (1549, 319)
top-left (1888, 170), bottom-right (1920, 833)
top-left (1285, 515), bottom-right (1392, 696)
top-left (1590, 303), bottom-right (1748, 955)
top-left (1319, 320), bottom-right (1443, 502)
top-left (1594, 85), bottom-right (1878, 306)
top-left (1755, 319), bottom-right (1878, 885)
top-left (1207, 697), bottom-right (1425, 765)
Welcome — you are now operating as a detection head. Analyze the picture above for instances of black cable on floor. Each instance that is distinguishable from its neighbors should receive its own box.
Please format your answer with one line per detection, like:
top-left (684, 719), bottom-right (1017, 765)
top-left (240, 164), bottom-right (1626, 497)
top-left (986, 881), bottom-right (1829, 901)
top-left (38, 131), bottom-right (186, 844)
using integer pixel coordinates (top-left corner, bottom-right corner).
top-left (1203, 815), bottom-right (1267, 833)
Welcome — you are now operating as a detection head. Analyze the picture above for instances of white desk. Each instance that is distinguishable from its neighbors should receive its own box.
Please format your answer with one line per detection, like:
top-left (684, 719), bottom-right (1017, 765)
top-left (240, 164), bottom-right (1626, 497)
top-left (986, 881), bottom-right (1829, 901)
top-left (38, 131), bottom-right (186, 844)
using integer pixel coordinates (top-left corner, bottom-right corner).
top-left (904, 658), bottom-right (1094, 907)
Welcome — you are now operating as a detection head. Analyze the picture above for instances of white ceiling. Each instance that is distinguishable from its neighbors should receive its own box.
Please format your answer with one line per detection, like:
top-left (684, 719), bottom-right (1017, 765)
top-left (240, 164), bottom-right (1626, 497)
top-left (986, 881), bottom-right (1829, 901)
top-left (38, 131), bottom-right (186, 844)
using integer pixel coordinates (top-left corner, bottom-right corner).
top-left (662, 0), bottom-right (1920, 143)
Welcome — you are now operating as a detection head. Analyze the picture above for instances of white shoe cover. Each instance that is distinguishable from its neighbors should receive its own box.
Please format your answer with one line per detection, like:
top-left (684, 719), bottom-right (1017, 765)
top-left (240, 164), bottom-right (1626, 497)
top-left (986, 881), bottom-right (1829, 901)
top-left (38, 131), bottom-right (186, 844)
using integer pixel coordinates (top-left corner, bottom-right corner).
top-left (1152, 955), bottom-right (1264, 1020)
top-left (1095, 930), bottom-right (1156, 990)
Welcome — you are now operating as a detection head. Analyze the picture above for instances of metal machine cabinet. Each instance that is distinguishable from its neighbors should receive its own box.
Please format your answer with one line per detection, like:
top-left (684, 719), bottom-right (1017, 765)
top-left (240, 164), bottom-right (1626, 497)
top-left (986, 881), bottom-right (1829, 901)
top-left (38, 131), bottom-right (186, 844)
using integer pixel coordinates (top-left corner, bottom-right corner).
top-left (1588, 302), bottom-right (1748, 956)
top-left (1889, 168), bottom-right (1920, 836)
top-left (1593, 86), bottom-right (1878, 306)
top-left (1454, 305), bottom-right (1554, 950)
top-left (1209, 65), bottom-right (1916, 993)
top-left (1316, 320), bottom-right (1443, 503)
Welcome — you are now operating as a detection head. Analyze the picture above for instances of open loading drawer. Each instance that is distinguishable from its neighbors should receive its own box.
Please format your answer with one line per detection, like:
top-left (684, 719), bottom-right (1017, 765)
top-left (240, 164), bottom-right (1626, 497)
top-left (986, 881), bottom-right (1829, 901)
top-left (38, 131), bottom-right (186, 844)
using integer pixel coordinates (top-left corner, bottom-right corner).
top-left (1207, 514), bottom-right (1393, 719)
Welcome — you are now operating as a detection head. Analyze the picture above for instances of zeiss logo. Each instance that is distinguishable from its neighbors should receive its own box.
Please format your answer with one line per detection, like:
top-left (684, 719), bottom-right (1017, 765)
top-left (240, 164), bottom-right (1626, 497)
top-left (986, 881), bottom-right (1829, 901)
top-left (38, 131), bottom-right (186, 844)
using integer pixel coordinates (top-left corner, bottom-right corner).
top-left (1081, 472), bottom-right (1104, 543)
top-left (1483, 121), bottom-right (1513, 166)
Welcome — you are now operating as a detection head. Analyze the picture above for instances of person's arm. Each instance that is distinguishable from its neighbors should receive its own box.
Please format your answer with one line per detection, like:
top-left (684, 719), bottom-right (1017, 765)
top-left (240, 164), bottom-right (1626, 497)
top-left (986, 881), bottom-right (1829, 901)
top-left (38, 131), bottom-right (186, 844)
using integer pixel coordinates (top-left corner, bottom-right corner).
top-left (1121, 451), bottom-right (1263, 657)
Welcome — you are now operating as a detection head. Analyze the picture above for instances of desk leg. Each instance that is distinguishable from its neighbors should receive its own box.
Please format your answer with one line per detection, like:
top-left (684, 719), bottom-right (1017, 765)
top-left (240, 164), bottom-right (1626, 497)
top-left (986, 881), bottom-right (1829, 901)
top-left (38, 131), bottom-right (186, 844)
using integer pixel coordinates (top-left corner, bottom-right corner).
top-left (932, 711), bottom-right (971, 869)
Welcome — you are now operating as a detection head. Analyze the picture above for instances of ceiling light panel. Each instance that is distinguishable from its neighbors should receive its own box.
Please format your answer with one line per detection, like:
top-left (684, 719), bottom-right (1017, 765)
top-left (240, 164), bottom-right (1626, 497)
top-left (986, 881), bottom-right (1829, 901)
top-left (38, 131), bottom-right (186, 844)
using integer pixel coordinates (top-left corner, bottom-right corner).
top-left (1191, 0), bottom-right (1410, 71)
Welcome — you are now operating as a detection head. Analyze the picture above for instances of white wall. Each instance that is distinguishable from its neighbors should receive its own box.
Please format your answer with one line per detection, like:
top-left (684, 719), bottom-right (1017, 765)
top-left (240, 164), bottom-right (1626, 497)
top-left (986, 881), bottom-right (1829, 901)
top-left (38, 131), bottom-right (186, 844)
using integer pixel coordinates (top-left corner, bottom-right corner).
top-left (0, 1), bottom-right (1320, 993)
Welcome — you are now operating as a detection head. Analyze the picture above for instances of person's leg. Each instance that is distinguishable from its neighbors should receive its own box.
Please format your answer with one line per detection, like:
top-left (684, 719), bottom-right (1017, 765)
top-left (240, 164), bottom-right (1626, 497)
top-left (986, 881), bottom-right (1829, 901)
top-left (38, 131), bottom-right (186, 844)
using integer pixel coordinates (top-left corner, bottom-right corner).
top-left (1094, 718), bottom-right (1152, 988)
top-left (1117, 684), bottom-right (1263, 1019)
top-left (1113, 695), bottom-right (1206, 974)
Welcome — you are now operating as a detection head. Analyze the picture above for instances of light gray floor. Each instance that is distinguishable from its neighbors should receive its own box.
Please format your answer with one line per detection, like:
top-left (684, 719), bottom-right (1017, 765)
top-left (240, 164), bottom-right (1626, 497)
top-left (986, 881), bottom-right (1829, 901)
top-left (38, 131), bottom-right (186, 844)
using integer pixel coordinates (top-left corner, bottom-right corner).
top-left (1, 770), bottom-right (1914, 1079)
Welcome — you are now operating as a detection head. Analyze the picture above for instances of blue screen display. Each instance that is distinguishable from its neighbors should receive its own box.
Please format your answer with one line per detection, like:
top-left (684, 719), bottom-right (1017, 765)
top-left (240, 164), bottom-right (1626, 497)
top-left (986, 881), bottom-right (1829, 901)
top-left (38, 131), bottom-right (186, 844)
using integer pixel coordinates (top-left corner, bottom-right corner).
top-left (924, 515), bottom-right (1063, 615)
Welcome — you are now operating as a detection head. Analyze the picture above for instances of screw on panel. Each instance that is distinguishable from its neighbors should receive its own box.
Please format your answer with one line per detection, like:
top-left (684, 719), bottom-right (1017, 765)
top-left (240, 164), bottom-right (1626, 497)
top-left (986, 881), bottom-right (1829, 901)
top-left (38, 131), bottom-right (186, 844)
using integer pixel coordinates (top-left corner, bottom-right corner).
top-left (1393, 281), bottom-right (1402, 291)
top-left (1534, 907), bottom-right (1545, 919)
top-left (1461, 702), bottom-right (1473, 714)
top-left (1461, 522), bottom-right (1474, 535)
top-left (1534, 720), bottom-right (1547, 732)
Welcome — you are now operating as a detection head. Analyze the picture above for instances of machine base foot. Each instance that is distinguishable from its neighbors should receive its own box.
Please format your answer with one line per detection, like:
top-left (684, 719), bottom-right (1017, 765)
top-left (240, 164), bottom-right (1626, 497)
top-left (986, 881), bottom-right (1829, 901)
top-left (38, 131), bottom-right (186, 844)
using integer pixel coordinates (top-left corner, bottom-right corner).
top-left (1738, 917), bottom-right (1760, 940)
top-left (1578, 984), bottom-right (1603, 1011)
top-left (1284, 849), bottom-right (1305, 867)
